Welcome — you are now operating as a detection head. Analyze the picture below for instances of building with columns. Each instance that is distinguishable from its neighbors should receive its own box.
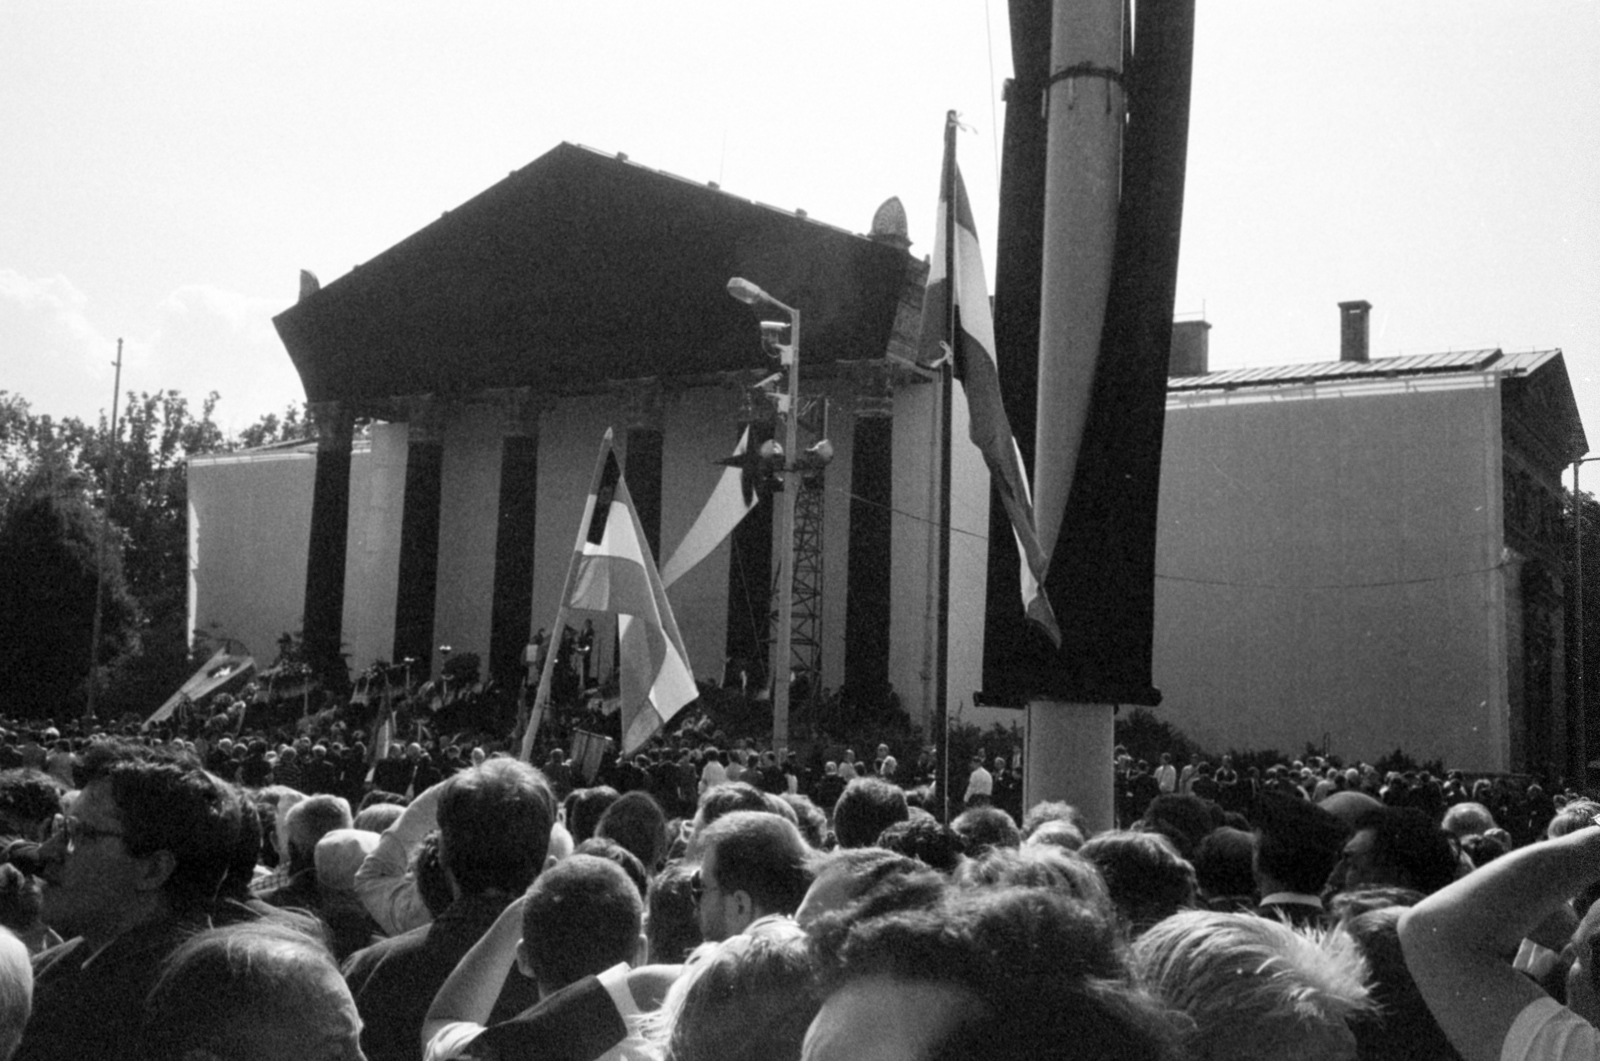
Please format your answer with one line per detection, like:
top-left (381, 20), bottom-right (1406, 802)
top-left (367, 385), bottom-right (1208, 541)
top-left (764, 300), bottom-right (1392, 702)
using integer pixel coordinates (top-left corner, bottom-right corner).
top-left (190, 142), bottom-right (989, 722)
top-left (189, 142), bottom-right (1587, 776)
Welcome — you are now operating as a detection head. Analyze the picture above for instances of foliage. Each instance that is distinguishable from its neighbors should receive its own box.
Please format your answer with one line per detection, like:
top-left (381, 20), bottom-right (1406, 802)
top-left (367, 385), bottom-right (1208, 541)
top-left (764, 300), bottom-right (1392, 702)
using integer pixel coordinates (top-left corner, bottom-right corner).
top-left (1114, 707), bottom-right (1206, 766)
top-left (0, 389), bottom-right (310, 719)
top-left (0, 467), bottom-right (139, 713)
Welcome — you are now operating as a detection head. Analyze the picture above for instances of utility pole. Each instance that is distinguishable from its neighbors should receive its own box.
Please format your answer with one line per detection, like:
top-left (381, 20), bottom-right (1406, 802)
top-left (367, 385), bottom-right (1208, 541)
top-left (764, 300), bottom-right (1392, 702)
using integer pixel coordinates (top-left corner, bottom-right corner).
top-left (85, 339), bottom-right (124, 721)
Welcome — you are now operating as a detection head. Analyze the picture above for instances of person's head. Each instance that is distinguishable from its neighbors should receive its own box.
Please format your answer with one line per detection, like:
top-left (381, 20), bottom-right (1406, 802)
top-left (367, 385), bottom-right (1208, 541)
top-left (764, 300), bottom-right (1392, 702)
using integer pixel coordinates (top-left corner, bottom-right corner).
top-left (1133, 910), bottom-right (1372, 1061)
top-left (436, 759), bottom-right (555, 899)
top-left (1458, 831), bottom-right (1508, 868)
top-left (651, 917), bottom-right (818, 1061)
top-left (350, 802), bottom-right (403, 833)
top-left (141, 921), bottom-right (363, 1061)
top-left (1341, 906), bottom-right (1459, 1061)
top-left (949, 806), bottom-right (1022, 855)
top-left (1545, 799), bottom-right (1600, 840)
top-left (563, 786), bottom-right (621, 845)
top-left (573, 836), bottom-right (649, 900)
top-left (314, 829), bottom-right (380, 897)
top-left (1020, 800), bottom-right (1088, 841)
top-left (693, 810), bottom-right (812, 941)
top-left (646, 861), bottom-right (702, 964)
top-left (518, 854), bottom-right (643, 997)
top-left (831, 777), bottom-right (911, 849)
top-left (1254, 792), bottom-right (1349, 896)
top-left (1192, 826), bottom-right (1257, 906)
top-left (1439, 801), bottom-right (1496, 840)
top-left (877, 815), bottom-right (966, 873)
top-left (1080, 830), bottom-right (1197, 935)
top-left (409, 832), bottom-right (454, 918)
top-left (595, 790), bottom-right (669, 872)
top-left (0, 770), bottom-right (62, 841)
top-left (1139, 794), bottom-right (1216, 861)
top-left (806, 886), bottom-right (1185, 1061)
top-left (0, 928), bottom-right (28, 1061)
top-left (1021, 818), bottom-right (1085, 853)
top-left (952, 845), bottom-right (1112, 911)
top-left (1337, 808), bottom-right (1459, 896)
top-left (689, 782), bottom-right (770, 848)
top-left (283, 794), bottom-right (353, 873)
top-left (41, 742), bottom-right (242, 942)
top-left (778, 793), bottom-right (828, 849)
top-left (795, 847), bottom-right (923, 930)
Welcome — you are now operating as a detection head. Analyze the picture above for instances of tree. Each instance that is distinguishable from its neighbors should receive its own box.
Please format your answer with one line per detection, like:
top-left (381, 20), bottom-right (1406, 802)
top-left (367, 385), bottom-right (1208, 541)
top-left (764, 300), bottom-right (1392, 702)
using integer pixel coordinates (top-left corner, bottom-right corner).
top-left (0, 468), bottom-right (139, 714)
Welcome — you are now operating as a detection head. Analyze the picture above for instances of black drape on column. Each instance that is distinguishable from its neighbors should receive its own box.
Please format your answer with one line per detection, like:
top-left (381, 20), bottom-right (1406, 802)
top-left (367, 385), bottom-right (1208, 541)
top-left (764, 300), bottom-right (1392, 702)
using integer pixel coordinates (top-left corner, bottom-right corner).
top-left (844, 413), bottom-right (893, 699)
top-left (625, 428), bottom-right (664, 562)
top-left (985, 0), bottom-right (1194, 705)
top-left (392, 432), bottom-right (444, 677)
top-left (303, 402), bottom-right (353, 692)
top-left (489, 434), bottom-right (539, 689)
top-left (725, 420), bottom-right (775, 690)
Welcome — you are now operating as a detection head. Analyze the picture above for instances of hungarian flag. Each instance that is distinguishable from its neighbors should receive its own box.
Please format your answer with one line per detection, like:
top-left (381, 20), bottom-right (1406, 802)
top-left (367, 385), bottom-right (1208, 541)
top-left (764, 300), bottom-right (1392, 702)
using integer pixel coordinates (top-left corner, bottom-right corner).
top-left (659, 426), bottom-right (762, 589)
top-left (568, 434), bottom-right (698, 753)
top-left (920, 140), bottom-right (1060, 646)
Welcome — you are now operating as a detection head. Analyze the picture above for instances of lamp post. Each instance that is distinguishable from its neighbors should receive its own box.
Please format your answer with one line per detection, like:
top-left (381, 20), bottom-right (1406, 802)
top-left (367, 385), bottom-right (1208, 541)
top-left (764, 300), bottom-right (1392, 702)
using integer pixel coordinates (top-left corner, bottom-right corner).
top-left (728, 277), bottom-right (800, 755)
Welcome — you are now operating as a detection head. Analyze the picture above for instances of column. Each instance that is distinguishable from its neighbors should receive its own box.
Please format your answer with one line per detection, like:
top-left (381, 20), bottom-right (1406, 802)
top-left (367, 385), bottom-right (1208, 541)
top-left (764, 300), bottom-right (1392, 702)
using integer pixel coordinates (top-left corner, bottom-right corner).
top-left (391, 396), bottom-right (445, 675)
top-left (302, 400), bottom-right (354, 691)
top-left (845, 367), bottom-right (894, 700)
top-left (488, 389), bottom-right (545, 691)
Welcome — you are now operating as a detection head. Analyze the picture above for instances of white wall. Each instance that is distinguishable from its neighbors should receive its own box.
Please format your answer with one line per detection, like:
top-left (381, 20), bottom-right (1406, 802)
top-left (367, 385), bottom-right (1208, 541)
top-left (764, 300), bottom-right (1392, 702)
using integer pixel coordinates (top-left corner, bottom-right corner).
top-left (1151, 374), bottom-right (1508, 771)
top-left (432, 405), bottom-right (505, 677)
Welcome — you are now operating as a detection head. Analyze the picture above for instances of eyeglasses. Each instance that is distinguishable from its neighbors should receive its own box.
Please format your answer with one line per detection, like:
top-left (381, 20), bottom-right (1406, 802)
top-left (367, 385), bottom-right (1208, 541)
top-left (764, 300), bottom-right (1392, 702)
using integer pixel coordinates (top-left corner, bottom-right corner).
top-left (689, 868), bottom-right (717, 903)
top-left (49, 814), bottom-right (126, 850)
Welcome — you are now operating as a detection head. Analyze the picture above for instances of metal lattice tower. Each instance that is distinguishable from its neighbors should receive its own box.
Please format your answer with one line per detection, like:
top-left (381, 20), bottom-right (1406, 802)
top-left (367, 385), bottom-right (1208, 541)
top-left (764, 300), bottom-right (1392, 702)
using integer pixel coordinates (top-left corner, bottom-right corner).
top-left (774, 397), bottom-right (828, 712)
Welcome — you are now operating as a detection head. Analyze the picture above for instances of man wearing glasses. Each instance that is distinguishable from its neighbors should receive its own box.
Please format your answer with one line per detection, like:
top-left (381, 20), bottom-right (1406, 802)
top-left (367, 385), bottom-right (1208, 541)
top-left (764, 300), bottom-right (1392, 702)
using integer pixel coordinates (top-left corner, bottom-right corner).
top-left (691, 810), bottom-right (812, 943)
top-left (17, 742), bottom-right (242, 1061)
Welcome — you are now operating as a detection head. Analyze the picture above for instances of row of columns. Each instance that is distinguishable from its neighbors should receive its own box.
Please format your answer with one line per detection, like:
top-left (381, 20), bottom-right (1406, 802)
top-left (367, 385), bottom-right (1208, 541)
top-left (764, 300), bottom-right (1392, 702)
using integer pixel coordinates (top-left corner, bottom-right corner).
top-left (298, 372), bottom-right (900, 707)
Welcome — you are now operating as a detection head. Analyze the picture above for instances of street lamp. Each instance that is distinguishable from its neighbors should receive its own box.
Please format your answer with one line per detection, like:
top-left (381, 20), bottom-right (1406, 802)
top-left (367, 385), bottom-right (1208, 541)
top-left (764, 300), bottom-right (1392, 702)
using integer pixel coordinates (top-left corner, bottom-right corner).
top-left (728, 277), bottom-right (800, 756)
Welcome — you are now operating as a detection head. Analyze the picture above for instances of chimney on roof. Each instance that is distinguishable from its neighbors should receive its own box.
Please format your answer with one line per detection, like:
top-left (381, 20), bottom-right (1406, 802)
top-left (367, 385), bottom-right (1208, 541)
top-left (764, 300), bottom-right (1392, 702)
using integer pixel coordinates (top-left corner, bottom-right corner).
top-left (1169, 319), bottom-right (1211, 376)
top-left (1338, 300), bottom-right (1371, 363)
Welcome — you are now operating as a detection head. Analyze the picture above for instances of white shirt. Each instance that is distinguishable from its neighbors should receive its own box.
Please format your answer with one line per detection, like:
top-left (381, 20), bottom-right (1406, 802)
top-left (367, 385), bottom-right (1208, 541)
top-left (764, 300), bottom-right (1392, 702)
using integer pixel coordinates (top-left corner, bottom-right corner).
top-left (1501, 997), bottom-right (1600, 1061)
top-left (423, 963), bottom-right (659, 1061)
top-left (964, 766), bottom-right (993, 801)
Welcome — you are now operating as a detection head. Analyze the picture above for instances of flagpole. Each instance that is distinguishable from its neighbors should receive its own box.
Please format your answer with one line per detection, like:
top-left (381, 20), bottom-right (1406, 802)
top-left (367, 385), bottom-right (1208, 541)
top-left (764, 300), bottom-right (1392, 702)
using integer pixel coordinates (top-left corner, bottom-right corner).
top-left (935, 111), bottom-right (958, 823)
top-left (519, 430), bottom-right (617, 761)
top-left (85, 338), bottom-right (124, 721)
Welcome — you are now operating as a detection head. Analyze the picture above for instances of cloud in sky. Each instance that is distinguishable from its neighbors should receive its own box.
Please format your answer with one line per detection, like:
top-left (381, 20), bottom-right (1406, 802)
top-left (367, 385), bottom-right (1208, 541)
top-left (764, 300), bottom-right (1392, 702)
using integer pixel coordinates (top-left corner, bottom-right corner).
top-left (0, 269), bottom-right (304, 432)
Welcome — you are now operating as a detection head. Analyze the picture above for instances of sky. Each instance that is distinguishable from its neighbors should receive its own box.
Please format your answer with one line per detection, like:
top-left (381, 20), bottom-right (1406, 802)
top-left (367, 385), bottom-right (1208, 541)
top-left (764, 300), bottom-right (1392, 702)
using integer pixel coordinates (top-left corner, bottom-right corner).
top-left (3, 2), bottom-right (1597, 463)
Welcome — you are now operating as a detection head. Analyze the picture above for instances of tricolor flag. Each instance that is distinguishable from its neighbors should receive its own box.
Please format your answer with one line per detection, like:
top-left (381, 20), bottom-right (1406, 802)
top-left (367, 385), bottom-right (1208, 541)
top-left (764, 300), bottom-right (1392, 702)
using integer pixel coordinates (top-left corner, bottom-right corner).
top-left (920, 139), bottom-right (1061, 646)
top-left (525, 432), bottom-right (698, 758)
top-left (659, 426), bottom-right (762, 589)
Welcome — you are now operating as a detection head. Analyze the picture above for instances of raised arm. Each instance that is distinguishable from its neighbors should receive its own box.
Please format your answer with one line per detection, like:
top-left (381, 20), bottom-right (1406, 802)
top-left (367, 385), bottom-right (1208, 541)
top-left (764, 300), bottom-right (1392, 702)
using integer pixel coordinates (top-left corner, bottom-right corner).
top-left (1399, 828), bottom-right (1600, 1061)
top-left (354, 778), bottom-right (448, 936)
top-left (420, 894), bottom-right (528, 1056)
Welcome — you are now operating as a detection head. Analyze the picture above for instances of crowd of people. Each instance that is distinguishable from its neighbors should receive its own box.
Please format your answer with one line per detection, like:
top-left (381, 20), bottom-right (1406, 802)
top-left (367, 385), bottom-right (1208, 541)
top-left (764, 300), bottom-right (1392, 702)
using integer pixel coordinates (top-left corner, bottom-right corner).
top-left (0, 712), bottom-right (1593, 1060)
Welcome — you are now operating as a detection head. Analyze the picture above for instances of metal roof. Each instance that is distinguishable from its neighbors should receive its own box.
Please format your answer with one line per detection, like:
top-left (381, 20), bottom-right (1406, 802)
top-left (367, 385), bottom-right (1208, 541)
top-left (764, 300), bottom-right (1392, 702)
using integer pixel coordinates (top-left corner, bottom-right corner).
top-left (1168, 349), bottom-right (1504, 391)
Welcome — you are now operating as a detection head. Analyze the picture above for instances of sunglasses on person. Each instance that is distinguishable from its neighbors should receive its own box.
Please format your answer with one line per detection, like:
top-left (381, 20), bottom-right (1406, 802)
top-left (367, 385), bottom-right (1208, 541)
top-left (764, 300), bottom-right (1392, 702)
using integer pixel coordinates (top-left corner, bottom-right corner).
top-left (49, 814), bottom-right (126, 850)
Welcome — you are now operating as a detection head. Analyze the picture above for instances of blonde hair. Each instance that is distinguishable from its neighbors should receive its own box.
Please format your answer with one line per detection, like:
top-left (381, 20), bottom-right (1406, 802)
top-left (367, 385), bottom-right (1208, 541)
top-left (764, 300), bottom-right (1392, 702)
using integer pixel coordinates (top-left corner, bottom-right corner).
top-left (1133, 910), bottom-right (1372, 1060)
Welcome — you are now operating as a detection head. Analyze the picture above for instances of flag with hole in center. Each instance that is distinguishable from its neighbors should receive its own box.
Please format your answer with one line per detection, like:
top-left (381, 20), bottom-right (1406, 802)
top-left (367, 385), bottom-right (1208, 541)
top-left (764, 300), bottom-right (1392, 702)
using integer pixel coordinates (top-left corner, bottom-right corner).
top-left (571, 439), bottom-right (698, 753)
